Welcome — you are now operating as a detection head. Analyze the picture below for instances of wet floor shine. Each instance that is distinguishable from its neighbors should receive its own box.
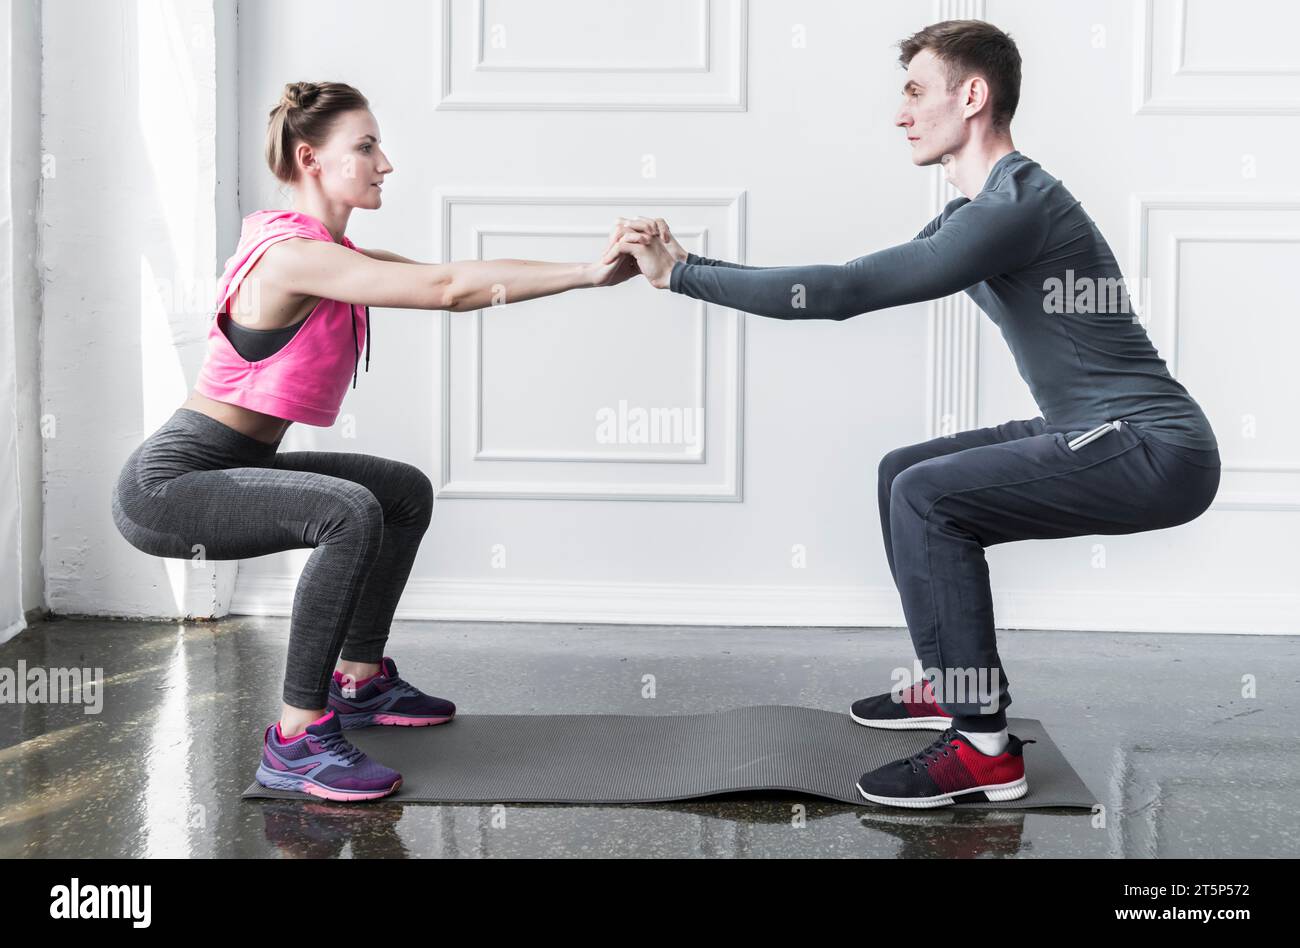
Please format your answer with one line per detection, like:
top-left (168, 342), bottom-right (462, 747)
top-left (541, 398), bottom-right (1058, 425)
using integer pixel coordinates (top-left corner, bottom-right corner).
top-left (1, 616), bottom-right (1296, 858)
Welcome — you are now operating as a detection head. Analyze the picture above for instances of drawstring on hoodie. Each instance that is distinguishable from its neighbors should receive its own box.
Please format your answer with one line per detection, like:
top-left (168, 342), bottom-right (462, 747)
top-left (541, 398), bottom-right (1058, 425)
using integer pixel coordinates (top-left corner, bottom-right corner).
top-left (351, 305), bottom-right (371, 389)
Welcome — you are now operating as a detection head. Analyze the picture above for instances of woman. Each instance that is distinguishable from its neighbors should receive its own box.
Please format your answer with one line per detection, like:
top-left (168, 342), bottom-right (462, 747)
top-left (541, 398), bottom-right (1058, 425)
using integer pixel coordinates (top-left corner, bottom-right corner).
top-left (111, 81), bottom-right (640, 801)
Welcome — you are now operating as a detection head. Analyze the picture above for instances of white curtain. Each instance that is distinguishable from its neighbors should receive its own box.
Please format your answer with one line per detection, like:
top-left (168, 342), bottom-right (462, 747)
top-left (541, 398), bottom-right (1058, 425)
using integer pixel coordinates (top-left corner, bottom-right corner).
top-left (0, 0), bottom-right (28, 644)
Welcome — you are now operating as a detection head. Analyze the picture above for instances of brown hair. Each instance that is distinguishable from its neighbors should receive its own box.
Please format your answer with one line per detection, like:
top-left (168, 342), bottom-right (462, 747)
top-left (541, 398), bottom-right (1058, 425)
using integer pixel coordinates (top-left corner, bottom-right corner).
top-left (265, 81), bottom-right (370, 184)
top-left (896, 20), bottom-right (1021, 133)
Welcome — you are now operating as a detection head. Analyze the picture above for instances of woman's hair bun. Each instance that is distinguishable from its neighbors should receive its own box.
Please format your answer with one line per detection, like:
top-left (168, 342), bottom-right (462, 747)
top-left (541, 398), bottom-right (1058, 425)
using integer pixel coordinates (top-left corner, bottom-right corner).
top-left (266, 80), bottom-right (370, 185)
top-left (280, 81), bottom-right (320, 110)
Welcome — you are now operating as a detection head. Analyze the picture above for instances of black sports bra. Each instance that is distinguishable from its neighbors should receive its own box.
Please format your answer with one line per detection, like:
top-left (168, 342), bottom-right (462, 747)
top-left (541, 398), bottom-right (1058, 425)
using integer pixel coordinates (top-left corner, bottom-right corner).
top-left (219, 312), bottom-right (307, 362)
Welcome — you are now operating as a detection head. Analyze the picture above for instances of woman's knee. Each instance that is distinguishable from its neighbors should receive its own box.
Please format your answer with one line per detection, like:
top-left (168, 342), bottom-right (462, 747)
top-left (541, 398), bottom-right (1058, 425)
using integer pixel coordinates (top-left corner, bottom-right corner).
top-left (326, 482), bottom-right (386, 546)
top-left (407, 464), bottom-right (435, 525)
top-left (386, 461), bottom-right (435, 529)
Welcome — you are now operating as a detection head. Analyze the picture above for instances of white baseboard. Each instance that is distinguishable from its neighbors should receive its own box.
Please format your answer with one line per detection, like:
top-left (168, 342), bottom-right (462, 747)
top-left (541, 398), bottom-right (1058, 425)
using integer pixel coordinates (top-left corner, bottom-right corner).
top-left (993, 588), bottom-right (1298, 635)
top-left (229, 575), bottom-right (1298, 635)
top-left (0, 616), bottom-right (27, 645)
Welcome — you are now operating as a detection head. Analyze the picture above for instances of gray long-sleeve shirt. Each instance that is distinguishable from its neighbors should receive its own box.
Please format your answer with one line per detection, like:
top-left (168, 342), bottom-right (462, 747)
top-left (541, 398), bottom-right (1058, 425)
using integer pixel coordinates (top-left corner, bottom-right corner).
top-left (669, 150), bottom-right (1217, 452)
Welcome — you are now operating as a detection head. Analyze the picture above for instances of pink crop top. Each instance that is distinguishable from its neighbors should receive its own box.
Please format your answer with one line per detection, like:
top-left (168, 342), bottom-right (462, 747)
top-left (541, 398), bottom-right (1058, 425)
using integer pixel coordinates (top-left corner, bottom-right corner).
top-left (194, 209), bottom-right (370, 426)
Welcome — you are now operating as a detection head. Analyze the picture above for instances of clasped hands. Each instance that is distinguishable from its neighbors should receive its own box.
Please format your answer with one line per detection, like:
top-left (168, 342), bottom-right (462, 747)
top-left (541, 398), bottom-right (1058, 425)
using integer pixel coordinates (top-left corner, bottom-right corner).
top-left (589, 217), bottom-right (686, 290)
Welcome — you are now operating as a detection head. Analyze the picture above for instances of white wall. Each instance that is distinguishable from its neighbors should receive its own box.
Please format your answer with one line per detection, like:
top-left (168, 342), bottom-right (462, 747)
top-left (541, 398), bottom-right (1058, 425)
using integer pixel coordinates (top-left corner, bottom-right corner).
top-left (975, 0), bottom-right (1300, 634)
top-left (226, 0), bottom-right (1299, 634)
top-left (42, 0), bottom-right (236, 620)
top-left (33, 0), bottom-right (1299, 635)
top-left (230, 0), bottom-right (937, 628)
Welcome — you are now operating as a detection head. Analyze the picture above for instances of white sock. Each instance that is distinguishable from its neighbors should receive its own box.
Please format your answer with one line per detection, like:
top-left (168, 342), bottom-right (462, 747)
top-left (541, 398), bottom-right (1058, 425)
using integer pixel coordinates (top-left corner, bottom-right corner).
top-left (957, 728), bottom-right (1008, 756)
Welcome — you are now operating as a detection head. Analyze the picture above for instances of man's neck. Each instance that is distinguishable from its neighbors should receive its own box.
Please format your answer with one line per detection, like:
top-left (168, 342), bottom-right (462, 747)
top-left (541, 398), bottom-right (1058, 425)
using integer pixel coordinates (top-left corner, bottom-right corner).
top-left (944, 140), bottom-right (1018, 200)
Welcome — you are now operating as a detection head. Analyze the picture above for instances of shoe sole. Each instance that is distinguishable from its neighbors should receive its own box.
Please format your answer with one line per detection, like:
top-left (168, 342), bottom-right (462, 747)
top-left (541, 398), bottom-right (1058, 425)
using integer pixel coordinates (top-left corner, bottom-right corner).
top-left (335, 711), bottom-right (455, 729)
top-left (255, 763), bottom-right (402, 802)
top-left (849, 708), bottom-right (951, 730)
top-left (855, 776), bottom-right (1028, 809)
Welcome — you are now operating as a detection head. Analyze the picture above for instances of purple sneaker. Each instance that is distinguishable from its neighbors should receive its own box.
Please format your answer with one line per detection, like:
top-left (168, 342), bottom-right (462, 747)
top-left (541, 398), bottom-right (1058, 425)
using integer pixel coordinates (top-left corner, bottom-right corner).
top-left (255, 709), bottom-right (402, 802)
top-left (327, 656), bottom-right (456, 729)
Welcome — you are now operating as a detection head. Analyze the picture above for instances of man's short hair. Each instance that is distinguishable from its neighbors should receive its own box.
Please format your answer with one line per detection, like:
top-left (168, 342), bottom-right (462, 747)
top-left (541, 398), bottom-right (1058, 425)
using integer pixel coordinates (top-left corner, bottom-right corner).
top-left (897, 19), bottom-right (1022, 133)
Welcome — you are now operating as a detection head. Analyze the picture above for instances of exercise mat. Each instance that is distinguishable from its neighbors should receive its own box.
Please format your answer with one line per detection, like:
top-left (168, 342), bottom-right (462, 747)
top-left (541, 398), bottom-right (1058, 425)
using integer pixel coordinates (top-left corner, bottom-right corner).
top-left (242, 705), bottom-right (1096, 809)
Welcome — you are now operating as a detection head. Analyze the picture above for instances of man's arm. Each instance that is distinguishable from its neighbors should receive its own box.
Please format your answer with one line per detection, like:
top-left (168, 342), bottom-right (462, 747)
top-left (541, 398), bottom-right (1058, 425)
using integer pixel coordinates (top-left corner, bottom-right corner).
top-left (667, 190), bottom-right (1047, 320)
top-left (684, 252), bottom-right (775, 271)
top-left (686, 192), bottom-right (972, 267)
top-left (911, 196), bottom-right (968, 241)
top-left (911, 212), bottom-right (943, 242)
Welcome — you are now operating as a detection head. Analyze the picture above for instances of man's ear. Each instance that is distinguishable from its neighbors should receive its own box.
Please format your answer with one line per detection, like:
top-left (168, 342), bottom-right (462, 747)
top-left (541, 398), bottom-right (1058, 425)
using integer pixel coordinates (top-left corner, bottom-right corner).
top-left (962, 75), bottom-right (990, 122)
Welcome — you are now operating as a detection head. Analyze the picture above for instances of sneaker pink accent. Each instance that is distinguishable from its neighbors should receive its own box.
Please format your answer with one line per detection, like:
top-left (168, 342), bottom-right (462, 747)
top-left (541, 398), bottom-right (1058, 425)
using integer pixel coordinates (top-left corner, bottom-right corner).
top-left (274, 708), bottom-right (336, 743)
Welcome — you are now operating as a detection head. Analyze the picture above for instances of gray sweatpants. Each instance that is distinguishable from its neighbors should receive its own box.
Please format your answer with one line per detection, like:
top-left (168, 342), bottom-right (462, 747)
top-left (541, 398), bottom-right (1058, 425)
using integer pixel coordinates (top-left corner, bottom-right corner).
top-left (111, 407), bottom-right (434, 708)
top-left (877, 417), bottom-right (1220, 732)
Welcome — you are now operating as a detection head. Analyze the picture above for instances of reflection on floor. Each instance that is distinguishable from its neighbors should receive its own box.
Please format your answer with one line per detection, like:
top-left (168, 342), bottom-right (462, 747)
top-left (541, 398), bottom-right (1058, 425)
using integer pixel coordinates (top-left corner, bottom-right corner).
top-left (1, 616), bottom-right (1295, 858)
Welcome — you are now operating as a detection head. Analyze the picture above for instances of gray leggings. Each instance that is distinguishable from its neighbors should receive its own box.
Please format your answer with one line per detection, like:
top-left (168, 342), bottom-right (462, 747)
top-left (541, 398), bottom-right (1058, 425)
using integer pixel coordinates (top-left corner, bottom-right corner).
top-left (111, 407), bottom-right (434, 709)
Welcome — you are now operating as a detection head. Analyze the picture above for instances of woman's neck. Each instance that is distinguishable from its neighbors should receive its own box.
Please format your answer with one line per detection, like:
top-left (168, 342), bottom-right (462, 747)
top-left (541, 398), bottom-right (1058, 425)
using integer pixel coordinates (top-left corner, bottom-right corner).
top-left (290, 197), bottom-right (350, 244)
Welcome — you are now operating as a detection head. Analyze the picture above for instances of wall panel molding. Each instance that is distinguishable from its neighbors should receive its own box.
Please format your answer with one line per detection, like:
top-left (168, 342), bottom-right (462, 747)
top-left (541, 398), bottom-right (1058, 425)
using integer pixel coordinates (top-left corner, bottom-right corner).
top-left (1136, 0), bottom-right (1300, 114)
top-left (437, 0), bottom-right (748, 110)
top-left (925, 0), bottom-right (986, 438)
top-left (1132, 195), bottom-right (1300, 510)
top-left (468, 226), bottom-right (709, 464)
top-left (434, 187), bottom-right (746, 501)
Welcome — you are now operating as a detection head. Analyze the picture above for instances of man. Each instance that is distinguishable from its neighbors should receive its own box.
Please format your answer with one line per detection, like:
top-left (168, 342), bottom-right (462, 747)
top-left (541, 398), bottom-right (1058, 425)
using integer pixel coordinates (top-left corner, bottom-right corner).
top-left (610, 19), bottom-right (1220, 808)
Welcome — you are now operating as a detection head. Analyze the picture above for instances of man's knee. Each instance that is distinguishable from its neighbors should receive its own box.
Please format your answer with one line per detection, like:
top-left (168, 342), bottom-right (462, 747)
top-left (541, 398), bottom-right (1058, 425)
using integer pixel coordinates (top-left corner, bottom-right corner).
top-left (889, 461), bottom-right (945, 521)
top-left (878, 446), bottom-right (918, 496)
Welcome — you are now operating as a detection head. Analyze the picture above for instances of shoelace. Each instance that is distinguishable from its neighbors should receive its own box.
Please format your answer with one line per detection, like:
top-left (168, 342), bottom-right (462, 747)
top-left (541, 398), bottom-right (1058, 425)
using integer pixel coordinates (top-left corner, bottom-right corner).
top-left (907, 729), bottom-right (959, 773)
top-left (314, 729), bottom-right (366, 766)
top-left (904, 681), bottom-right (934, 705)
top-left (361, 670), bottom-right (420, 699)
top-left (341, 671), bottom-right (424, 702)
top-left (385, 677), bottom-right (424, 700)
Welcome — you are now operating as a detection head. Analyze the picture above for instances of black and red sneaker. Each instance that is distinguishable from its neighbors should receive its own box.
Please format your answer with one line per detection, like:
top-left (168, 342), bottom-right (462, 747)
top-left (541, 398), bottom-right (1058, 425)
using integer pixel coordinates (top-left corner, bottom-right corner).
top-left (849, 678), bottom-right (952, 730)
top-left (856, 727), bottom-right (1036, 809)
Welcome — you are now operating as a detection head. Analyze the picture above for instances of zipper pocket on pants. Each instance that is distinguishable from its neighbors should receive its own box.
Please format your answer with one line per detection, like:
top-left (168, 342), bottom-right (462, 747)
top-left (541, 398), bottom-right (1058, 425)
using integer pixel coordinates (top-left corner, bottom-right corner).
top-left (1067, 420), bottom-right (1122, 451)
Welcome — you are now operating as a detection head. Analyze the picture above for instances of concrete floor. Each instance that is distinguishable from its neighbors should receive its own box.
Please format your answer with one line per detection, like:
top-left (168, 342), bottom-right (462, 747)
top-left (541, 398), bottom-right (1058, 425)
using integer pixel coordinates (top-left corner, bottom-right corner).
top-left (1, 615), bottom-right (1296, 858)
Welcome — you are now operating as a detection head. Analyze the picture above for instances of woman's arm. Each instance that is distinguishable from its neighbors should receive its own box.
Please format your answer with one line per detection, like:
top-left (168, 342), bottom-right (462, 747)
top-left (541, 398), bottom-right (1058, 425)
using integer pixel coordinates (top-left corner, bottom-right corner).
top-left (357, 247), bottom-right (425, 264)
top-left (269, 237), bottom-right (634, 313)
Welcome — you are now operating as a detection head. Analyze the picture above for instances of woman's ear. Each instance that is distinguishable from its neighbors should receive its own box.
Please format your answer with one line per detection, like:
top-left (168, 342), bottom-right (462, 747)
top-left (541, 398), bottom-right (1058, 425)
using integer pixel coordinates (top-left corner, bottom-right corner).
top-left (294, 140), bottom-right (319, 177)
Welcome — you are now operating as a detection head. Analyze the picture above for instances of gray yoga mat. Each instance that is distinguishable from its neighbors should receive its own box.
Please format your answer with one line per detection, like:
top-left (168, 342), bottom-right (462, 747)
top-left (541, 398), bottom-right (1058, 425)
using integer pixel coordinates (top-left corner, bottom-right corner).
top-left (242, 705), bottom-right (1096, 809)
